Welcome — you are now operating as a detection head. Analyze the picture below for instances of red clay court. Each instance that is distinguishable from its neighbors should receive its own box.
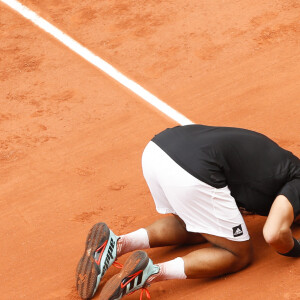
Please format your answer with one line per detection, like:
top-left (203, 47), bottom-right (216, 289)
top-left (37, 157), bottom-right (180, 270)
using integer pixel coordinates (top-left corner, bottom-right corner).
top-left (1, 1), bottom-right (300, 299)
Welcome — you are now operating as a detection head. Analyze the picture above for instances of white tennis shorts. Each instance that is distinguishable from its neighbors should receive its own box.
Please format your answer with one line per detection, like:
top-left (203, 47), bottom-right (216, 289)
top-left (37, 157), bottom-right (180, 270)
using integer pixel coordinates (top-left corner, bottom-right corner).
top-left (142, 141), bottom-right (250, 242)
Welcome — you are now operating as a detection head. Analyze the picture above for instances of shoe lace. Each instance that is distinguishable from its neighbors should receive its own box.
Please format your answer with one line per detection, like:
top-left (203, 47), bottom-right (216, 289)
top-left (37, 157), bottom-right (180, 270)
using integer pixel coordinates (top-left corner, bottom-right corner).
top-left (128, 287), bottom-right (151, 300)
top-left (139, 288), bottom-right (151, 300)
top-left (112, 261), bottom-right (123, 269)
top-left (122, 271), bottom-right (151, 300)
top-left (95, 241), bottom-right (108, 265)
top-left (95, 242), bottom-right (123, 269)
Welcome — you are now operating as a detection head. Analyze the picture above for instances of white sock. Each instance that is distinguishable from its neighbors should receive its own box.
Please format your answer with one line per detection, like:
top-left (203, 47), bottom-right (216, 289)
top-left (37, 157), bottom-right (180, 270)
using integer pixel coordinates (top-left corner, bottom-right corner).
top-left (146, 257), bottom-right (187, 284)
top-left (117, 228), bottom-right (150, 257)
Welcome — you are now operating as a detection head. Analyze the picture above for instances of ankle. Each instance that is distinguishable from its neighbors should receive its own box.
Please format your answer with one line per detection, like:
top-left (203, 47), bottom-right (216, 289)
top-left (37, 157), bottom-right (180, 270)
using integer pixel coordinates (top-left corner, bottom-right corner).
top-left (116, 228), bottom-right (150, 257)
top-left (146, 257), bottom-right (187, 284)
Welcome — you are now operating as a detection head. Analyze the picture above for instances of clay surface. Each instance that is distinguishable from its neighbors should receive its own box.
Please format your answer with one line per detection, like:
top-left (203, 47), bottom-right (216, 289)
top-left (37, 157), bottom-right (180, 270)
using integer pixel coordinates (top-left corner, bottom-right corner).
top-left (1, 1), bottom-right (299, 299)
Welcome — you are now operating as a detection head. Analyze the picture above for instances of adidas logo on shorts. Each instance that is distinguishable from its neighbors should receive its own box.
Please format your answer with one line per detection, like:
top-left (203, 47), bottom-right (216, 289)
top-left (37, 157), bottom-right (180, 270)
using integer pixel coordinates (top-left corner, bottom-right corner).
top-left (232, 225), bottom-right (243, 237)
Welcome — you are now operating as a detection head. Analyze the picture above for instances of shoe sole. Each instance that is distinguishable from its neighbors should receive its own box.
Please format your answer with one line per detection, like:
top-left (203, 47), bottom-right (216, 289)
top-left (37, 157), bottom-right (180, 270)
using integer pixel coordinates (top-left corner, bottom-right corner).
top-left (99, 251), bottom-right (149, 300)
top-left (76, 223), bottom-right (110, 299)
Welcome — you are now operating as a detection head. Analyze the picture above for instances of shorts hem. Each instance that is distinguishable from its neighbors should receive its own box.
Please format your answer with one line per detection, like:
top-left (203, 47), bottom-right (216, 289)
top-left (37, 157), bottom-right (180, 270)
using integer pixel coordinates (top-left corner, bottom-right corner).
top-left (185, 224), bottom-right (250, 242)
top-left (156, 207), bottom-right (176, 215)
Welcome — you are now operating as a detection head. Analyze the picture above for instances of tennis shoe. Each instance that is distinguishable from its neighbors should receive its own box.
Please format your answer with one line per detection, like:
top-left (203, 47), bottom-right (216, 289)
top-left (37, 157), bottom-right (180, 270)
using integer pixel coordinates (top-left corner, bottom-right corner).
top-left (76, 222), bottom-right (120, 299)
top-left (99, 250), bottom-right (159, 300)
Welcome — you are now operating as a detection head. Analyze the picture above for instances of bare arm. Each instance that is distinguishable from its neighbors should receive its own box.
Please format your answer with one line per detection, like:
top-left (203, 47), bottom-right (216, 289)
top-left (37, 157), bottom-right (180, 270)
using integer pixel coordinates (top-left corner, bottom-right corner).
top-left (263, 195), bottom-right (294, 253)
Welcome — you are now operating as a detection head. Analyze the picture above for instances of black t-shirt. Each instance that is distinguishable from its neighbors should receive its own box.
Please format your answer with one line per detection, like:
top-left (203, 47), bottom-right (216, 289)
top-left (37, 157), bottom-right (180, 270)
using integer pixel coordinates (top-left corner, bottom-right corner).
top-left (152, 125), bottom-right (300, 217)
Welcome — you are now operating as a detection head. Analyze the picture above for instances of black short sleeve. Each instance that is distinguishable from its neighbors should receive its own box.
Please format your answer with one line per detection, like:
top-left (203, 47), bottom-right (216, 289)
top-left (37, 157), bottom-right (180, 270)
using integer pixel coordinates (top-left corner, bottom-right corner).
top-left (278, 179), bottom-right (300, 218)
top-left (152, 125), bottom-right (300, 216)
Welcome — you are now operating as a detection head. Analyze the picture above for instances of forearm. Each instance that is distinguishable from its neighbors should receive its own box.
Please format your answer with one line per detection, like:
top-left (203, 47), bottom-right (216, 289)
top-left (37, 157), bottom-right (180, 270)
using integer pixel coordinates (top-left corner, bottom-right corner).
top-left (263, 195), bottom-right (297, 255)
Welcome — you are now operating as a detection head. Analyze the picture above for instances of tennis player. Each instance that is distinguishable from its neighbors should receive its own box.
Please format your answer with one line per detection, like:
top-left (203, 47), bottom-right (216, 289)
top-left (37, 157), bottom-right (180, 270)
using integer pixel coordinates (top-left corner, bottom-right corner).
top-left (76, 124), bottom-right (300, 300)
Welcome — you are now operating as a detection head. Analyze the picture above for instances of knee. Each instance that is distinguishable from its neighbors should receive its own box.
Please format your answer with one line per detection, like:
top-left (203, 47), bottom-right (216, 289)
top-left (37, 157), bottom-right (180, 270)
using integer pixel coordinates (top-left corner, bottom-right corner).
top-left (240, 249), bottom-right (253, 269)
top-left (232, 242), bottom-right (253, 272)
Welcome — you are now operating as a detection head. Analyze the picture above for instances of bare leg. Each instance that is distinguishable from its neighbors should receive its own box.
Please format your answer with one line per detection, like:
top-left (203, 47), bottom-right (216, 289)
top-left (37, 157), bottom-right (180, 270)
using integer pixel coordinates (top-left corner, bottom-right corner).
top-left (117, 214), bottom-right (206, 257)
top-left (120, 214), bottom-right (252, 282)
top-left (145, 215), bottom-right (252, 280)
top-left (183, 233), bottom-right (253, 278)
top-left (146, 214), bottom-right (252, 278)
top-left (146, 214), bottom-right (206, 247)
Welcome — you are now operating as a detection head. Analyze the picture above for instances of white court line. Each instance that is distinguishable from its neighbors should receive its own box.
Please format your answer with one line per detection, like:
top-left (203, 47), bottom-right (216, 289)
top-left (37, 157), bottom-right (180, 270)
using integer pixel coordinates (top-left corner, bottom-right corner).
top-left (1, 0), bottom-right (194, 126)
